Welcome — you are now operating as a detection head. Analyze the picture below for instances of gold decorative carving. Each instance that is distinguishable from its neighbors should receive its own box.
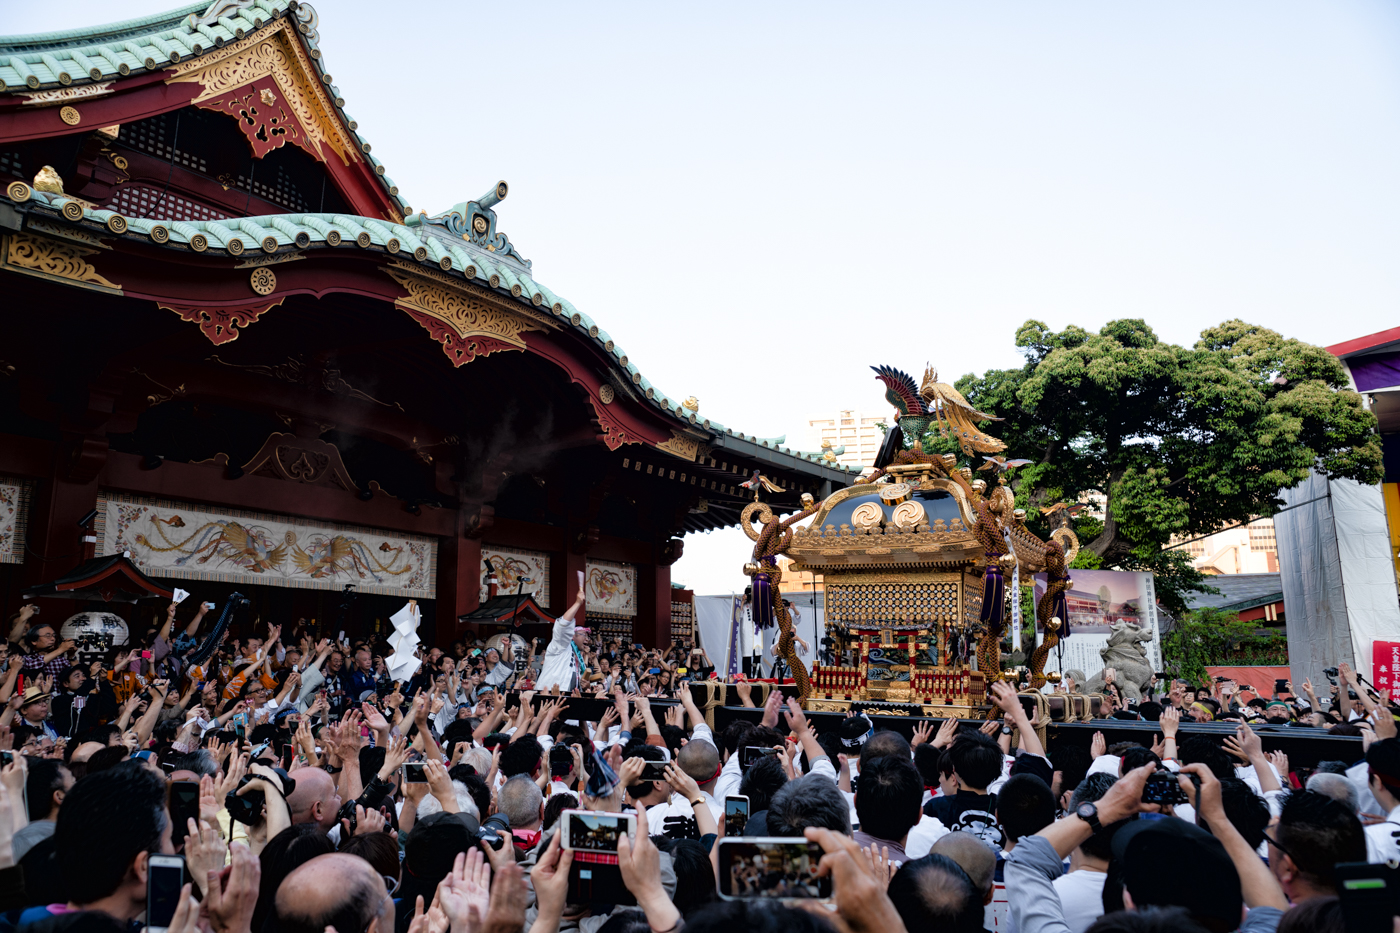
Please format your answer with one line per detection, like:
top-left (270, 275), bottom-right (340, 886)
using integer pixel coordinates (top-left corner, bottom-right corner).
top-left (599, 384), bottom-right (615, 404)
top-left (6, 182), bottom-right (31, 202)
top-left (19, 82), bottom-right (114, 106)
top-left (32, 166), bottom-right (63, 194)
top-left (850, 502), bottom-right (883, 531)
top-left (167, 21), bottom-right (358, 166)
top-left (655, 430), bottom-right (701, 462)
top-left (386, 264), bottom-right (545, 367)
top-left (1, 233), bottom-right (121, 294)
top-left (59, 106), bottom-right (80, 126)
top-left (234, 252), bottom-right (303, 268)
top-left (25, 218), bottom-right (109, 248)
top-left (249, 267), bottom-right (277, 295)
top-left (891, 500), bottom-right (926, 530)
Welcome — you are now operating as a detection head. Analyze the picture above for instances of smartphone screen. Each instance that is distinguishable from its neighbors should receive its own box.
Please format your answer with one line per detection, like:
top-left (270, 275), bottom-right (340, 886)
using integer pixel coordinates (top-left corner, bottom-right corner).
top-left (740, 746), bottom-right (777, 771)
top-left (562, 809), bottom-right (635, 853)
top-left (724, 796), bottom-right (750, 836)
top-left (169, 781), bottom-right (200, 837)
top-left (717, 838), bottom-right (832, 900)
top-left (146, 854), bottom-right (185, 930)
top-left (402, 762), bottom-right (427, 784)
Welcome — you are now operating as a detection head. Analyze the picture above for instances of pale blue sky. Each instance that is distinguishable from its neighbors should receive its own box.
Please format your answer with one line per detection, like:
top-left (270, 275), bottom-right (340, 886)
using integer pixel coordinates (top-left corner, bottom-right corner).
top-left (9, 1), bottom-right (1400, 594)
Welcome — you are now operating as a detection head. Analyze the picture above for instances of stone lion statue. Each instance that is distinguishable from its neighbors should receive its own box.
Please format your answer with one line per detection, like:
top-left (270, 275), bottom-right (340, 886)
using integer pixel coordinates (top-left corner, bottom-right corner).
top-left (1083, 620), bottom-right (1154, 702)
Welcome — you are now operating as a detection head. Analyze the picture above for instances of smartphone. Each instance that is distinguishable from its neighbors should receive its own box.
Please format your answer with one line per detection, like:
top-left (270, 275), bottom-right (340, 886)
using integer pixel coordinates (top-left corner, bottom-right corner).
top-left (402, 762), bottom-right (428, 784)
top-left (233, 713), bottom-right (246, 739)
top-left (146, 853), bottom-right (185, 932)
top-left (560, 809), bottom-right (637, 853)
top-left (360, 725), bottom-right (370, 738)
top-left (0, 751), bottom-right (13, 766)
top-left (169, 781), bottom-right (200, 835)
top-left (717, 838), bottom-right (832, 900)
top-left (141, 650), bottom-right (153, 661)
top-left (740, 746), bottom-right (779, 771)
top-left (1336, 860), bottom-right (1397, 933)
top-left (1274, 679), bottom-right (1290, 693)
top-left (285, 714), bottom-right (301, 726)
top-left (724, 795), bottom-right (750, 836)
top-left (203, 602), bottom-right (215, 610)
top-left (640, 757), bottom-right (671, 782)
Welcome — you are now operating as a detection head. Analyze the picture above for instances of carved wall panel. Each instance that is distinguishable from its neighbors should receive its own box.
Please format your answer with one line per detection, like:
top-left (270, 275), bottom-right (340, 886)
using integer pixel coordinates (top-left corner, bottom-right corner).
top-left (386, 265), bottom-right (543, 368)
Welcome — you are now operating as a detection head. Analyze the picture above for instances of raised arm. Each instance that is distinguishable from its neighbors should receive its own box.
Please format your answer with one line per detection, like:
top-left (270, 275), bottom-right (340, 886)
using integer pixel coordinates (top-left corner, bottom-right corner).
top-left (559, 588), bottom-right (586, 624)
top-left (1180, 763), bottom-right (1289, 911)
top-left (991, 681), bottom-right (1046, 759)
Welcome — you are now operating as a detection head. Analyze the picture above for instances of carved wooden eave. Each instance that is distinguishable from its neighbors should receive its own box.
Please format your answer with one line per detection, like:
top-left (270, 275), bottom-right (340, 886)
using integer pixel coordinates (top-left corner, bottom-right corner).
top-left (241, 432), bottom-right (357, 492)
top-left (166, 18), bottom-right (360, 168)
top-left (384, 261), bottom-right (554, 368)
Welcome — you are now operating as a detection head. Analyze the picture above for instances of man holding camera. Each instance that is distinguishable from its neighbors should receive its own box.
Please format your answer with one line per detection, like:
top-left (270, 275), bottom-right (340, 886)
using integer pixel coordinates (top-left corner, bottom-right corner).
top-left (20, 622), bottom-right (76, 679)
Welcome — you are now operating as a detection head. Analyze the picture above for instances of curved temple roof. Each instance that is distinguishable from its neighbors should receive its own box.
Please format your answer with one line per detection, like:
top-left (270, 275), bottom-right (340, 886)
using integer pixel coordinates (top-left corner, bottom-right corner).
top-left (0, 0), bottom-right (858, 479)
top-left (0, 0), bottom-right (409, 218)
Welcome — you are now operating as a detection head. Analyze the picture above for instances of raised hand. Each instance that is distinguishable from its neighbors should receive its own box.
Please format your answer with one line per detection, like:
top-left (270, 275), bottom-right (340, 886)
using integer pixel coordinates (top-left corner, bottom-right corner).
top-left (437, 848), bottom-right (493, 932)
top-left (1090, 730), bottom-right (1106, 760)
top-left (910, 721), bottom-right (934, 748)
top-left (931, 716), bottom-right (959, 750)
top-left (205, 841), bottom-right (261, 933)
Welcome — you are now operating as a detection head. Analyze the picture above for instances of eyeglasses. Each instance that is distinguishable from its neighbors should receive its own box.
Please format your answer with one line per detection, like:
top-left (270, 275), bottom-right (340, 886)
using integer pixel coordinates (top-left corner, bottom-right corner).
top-left (381, 874), bottom-right (400, 897)
top-left (1260, 828), bottom-right (1294, 862)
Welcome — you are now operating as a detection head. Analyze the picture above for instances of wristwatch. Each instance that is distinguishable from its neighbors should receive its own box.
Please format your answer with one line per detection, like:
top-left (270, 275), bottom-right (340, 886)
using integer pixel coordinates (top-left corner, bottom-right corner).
top-left (690, 796), bottom-right (706, 809)
top-left (1075, 801), bottom-right (1102, 831)
top-left (1000, 725), bottom-right (1013, 735)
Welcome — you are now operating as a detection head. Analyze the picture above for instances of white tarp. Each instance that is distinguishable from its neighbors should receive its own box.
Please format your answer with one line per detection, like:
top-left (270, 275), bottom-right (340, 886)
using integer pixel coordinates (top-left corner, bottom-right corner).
top-left (696, 593), bottom-right (828, 677)
top-left (1276, 472), bottom-right (1400, 687)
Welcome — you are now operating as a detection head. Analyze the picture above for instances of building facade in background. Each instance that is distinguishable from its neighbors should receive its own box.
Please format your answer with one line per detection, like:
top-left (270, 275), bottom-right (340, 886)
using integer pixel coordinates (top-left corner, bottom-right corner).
top-left (1172, 519), bottom-right (1278, 575)
top-left (803, 410), bottom-right (886, 470)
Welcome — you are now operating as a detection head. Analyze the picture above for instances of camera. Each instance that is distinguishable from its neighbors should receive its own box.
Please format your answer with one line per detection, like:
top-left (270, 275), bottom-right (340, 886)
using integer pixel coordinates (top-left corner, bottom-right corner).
top-left (469, 812), bottom-right (511, 850)
top-left (225, 768), bottom-right (296, 825)
top-left (1142, 768), bottom-right (1191, 806)
top-left (1323, 667), bottom-right (1340, 685)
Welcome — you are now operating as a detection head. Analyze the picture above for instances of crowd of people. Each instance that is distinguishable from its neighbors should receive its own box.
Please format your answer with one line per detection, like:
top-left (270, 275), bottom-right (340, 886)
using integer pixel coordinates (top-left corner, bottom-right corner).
top-left (0, 591), bottom-right (1391, 933)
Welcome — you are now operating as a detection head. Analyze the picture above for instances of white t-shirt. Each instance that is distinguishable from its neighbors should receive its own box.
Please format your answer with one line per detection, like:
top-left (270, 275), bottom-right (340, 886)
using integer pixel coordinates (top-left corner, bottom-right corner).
top-left (1053, 869), bottom-right (1107, 933)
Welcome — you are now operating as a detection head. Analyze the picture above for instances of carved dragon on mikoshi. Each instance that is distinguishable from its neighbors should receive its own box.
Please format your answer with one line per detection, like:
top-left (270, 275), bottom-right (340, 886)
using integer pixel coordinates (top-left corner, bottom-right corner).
top-left (740, 488), bottom-right (821, 700)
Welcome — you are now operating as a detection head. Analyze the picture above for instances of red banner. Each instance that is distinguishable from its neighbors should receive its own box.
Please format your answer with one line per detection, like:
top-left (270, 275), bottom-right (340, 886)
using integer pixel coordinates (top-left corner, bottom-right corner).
top-left (1375, 641), bottom-right (1400, 694)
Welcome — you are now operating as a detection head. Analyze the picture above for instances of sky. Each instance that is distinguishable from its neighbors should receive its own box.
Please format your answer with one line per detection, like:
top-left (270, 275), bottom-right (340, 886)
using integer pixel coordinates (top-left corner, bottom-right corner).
top-left (8, 1), bottom-right (1400, 594)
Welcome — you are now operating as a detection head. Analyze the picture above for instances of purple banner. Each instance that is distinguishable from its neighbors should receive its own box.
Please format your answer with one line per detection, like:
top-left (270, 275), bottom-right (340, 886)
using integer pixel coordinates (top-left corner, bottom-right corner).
top-left (1348, 352), bottom-right (1400, 392)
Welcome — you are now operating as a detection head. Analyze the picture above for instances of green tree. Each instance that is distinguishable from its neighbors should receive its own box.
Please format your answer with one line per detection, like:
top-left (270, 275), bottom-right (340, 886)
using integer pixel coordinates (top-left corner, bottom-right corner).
top-left (922, 320), bottom-right (1380, 612)
top-left (1160, 608), bottom-right (1289, 687)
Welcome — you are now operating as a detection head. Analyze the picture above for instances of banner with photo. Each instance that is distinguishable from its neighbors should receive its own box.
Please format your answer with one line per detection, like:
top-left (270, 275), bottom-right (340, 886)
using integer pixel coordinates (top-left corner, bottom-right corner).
top-left (1032, 568), bottom-right (1163, 678)
top-left (96, 492), bottom-right (436, 599)
top-left (480, 547), bottom-right (551, 608)
top-left (585, 558), bottom-right (636, 617)
top-left (0, 477), bottom-right (33, 566)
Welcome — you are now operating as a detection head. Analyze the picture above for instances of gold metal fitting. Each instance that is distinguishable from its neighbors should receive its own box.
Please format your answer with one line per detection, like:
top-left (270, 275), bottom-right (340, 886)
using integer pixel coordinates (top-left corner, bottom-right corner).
top-left (742, 561), bottom-right (761, 576)
top-left (1012, 508), bottom-right (1026, 521)
top-left (1046, 616), bottom-right (1062, 632)
top-left (1046, 671), bottom-right (1062, 683)
top-left (971, 479), bottom-right (987, 493)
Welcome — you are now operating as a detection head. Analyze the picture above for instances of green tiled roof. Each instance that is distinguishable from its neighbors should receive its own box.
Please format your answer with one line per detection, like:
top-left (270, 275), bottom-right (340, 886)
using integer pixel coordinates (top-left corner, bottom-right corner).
top-left (0, 0), bottom-right (410, 217)
top-left (7, 185), bottom-right (856, 474)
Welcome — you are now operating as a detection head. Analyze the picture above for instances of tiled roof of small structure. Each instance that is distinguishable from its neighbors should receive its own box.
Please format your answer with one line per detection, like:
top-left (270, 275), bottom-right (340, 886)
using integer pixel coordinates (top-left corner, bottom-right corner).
top-left (0, 1), bottom-right (411, 218)
top-left (7, 185), bottom-right (856, 473)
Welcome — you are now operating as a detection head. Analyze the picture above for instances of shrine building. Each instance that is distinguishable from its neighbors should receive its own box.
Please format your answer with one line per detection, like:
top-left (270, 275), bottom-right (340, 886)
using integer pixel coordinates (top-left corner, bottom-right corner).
top-left (0, 0), bottom-right (853, 646)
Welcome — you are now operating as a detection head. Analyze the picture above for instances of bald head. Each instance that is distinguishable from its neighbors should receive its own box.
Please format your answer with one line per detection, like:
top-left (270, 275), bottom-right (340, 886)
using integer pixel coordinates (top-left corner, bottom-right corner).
top-left (498, 774), bottom-right (544, 830)
top-left (931, 831), bottom-right (996, 901)
top-left (69, 741), bottom-right (105, 764)
top-left (678, 739), bottom-right (720, 789)
top-left (286, 767), bottom-right (342, 831)
top-left (1306, 772), bottom-right (1360, 813)
top-left (276, 854), bottom-right (391, 933)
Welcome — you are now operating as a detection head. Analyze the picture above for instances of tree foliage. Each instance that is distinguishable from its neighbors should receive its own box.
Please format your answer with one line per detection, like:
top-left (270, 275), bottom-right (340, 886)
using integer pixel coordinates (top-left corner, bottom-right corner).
top-left (1160, 608), bottom-right (1289, 687)
top-left (920, 319), bottom-right (1379, 613)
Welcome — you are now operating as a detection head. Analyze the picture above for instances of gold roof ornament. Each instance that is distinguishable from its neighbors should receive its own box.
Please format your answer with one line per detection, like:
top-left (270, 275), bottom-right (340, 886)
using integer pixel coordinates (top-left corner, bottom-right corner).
top-left (682, 396), bottom-right (699, 412)
top-left (32, 166), bottom-right (64, 195)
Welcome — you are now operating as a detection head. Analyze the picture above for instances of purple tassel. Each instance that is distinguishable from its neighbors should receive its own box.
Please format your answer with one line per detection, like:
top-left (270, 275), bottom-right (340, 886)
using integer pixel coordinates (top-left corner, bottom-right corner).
top-left (752, 558), bottom-right (778, 630)
top-left (980, 564), bottom-right (1005, 639)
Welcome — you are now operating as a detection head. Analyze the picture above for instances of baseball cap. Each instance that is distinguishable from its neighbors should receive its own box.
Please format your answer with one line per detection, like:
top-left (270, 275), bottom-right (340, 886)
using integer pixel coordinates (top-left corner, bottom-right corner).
top-left (1111, 817), bottom-right (1242, 927)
